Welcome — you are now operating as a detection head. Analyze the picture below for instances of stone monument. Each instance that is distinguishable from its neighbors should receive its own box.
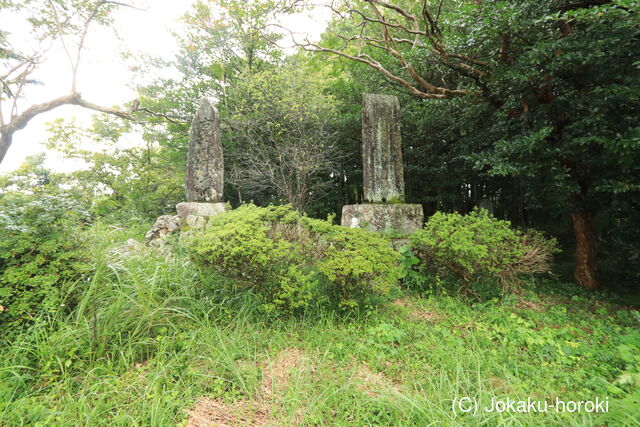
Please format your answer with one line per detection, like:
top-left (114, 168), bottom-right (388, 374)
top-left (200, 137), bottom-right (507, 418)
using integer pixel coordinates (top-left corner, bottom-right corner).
top-left (362, 93), bottom-right (404, 203)
top-left (176, 97), bottom-right (227, 222)
top-left (144, 98), bottom-right (227, 247)
top-left (341, 94), bottom-right (423, 233)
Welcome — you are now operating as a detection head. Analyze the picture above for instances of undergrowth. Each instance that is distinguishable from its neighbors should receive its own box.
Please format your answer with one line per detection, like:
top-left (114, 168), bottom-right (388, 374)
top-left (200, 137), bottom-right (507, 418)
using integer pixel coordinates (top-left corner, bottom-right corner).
top-left (0, 223), bottom-right (638, 426)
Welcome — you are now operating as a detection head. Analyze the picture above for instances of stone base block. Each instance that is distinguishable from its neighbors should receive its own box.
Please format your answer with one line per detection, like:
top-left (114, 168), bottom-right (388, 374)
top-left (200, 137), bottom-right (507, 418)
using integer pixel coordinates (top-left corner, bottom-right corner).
top-left (341, 203), bottom-right (424, 233)
top-left (176, 202), bottom-right (227, 219)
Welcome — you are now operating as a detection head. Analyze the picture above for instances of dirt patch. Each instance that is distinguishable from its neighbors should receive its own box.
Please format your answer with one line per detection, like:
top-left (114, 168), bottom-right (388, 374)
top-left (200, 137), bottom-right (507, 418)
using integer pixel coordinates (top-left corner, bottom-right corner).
top-left (353, 363), bottom-right (400, 397)
top-left (186, 348), bottom-right (311, 426)
top-left (130, 360), bottom-right (149, 376)
top-left (186, 397), bottom-right (270, 427)
top-left (485, 375), bottom-right (512, 392)
top-left (392, 297), bottom-right (412, 308)
top-left (409, 309), bottom-right (444, 324)
top-left (261, 347), bottom-right (310, 397)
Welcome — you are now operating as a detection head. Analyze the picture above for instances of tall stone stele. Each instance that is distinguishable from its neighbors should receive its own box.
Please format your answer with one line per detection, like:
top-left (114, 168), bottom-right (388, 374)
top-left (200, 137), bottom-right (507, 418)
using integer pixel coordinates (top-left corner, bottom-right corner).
top-left (341, 94), bottom-right (423, 233)
top-left (176, 98), bottom-right (227, 221)
top-left (145, 98), bottom-right (227, 247)
top-left (362, 93), bottom-right (405, 203)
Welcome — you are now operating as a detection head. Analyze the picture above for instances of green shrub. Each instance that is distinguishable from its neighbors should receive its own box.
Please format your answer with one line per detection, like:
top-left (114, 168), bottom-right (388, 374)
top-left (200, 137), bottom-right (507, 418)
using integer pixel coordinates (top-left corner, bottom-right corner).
top-left (184, 205), bottom-right (297, 284)
top-left (0, 194), bottom-right (90, 337)
top-left (305, 218), bottom-right (400, 310)
top-left (183, 204), bottom-right (400, 312)
top-left (410, 209), bottom-right (558, 291)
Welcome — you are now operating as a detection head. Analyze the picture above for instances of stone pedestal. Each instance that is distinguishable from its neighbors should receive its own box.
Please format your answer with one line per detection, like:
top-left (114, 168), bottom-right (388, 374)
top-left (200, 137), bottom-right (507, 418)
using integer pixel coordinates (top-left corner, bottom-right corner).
top-left (176, 202), bottom-right (227, 219)
top-left (341, 204), bottom-right (424, 233)
top-left (177, 202), bottom-right (227, 228)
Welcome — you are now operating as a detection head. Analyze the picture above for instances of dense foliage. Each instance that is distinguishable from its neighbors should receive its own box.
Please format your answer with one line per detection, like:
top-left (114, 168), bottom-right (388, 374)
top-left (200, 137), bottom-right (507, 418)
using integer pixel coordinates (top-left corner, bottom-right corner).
top-left (0, 192), bottom-right (90, 338)
top-left (1, 0), bottom-right (639, 292)
top-left (223, 64), bottom-right (340, 212)
top-left (410, 209), bottom-right (559, 291)
top-left (313, 0), bottom-right (640, 291)
top-left (45, 115), bottom-right (185, 220)
top-left (184, 204), bottom-right (400, 312)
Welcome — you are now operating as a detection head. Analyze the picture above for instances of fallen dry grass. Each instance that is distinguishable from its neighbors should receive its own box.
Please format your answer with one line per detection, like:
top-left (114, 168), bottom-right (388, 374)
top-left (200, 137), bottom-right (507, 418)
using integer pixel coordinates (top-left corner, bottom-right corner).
top-left (185, 348), bottom-right (311, 427)
top-left (186, 398), bottom-right (270, 427)
top-left (261, 347), bottom-right (311, 397)
top-left (392, 298), bottom-right (445, 324)
top-left (352, 363), bottom-right (400, 398)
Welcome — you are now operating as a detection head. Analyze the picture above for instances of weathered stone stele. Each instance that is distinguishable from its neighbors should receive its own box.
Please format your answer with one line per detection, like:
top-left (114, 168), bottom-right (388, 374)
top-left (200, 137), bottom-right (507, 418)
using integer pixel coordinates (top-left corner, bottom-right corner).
top-left (362, 93), bottom-right (404, 203)
top-left (341, 93), bottom-right (423, 234)
top-left (186, 98), bottom-right (224, 202)
top-left (143, 99), bottom-right (227, 250)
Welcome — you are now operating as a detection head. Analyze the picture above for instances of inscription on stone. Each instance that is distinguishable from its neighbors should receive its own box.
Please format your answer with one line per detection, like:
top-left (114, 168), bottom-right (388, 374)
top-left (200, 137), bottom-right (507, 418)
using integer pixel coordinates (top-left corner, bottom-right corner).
top-left (362, 93), bottom-right (404, 203)
top-left (186, 98), bottom-right (224, 202)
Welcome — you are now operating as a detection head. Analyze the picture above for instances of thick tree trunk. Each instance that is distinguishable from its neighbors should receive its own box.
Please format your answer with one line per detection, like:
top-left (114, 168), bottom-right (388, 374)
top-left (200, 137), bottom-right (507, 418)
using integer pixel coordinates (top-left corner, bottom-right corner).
top-left (571, 211), bottom-right (600, 289)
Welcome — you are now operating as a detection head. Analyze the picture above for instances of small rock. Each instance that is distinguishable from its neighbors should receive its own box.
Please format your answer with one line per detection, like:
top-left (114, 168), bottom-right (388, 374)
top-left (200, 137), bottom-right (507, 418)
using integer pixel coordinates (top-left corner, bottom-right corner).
top-left (186, 214), bottom-right (208, 228)
top-left (115, 238), bottom-right (147, 258)
top-left (144, 215), bottom-right (181, 244)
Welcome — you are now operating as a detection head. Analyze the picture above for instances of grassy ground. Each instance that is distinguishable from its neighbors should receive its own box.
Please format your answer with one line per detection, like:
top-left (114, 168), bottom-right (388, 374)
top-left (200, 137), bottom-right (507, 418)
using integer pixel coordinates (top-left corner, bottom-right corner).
top-left (1, 224), bottom-right (638, 426)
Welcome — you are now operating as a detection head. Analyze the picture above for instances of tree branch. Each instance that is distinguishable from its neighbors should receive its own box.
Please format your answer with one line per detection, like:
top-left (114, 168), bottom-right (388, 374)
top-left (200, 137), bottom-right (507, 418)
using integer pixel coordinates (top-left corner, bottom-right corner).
top-left (0, 1), bottom-right (145, 165)
top-left (73, 96), bottom-right (135, 120)
top-left (287, 0), bottom-right (490, 99)
top-left (301, 42), bottom-right (458, 99)
top-left (0, 92), bottom-right (134, 165)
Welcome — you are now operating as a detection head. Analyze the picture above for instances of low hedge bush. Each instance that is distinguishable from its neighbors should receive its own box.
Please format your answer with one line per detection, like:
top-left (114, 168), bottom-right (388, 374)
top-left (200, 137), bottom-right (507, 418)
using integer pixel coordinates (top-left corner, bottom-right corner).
top-left (183, 204), bottom-right (400, 313)
top-left (410, 209), bottom-right (558, 292)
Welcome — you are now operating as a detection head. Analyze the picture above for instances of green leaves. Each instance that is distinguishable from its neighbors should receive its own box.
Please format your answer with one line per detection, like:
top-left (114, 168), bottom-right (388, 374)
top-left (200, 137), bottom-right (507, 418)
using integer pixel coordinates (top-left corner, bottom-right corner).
top-left (183, 204), bottom-right (400, 313)
top-left (0, 190), bottom-right (90, 337)
top-left (222, 61), bottom-right (341, 211)
top-left (44, 116), bottom-right (185, 220)
top-left (410, 209), bottom-right (557, 291)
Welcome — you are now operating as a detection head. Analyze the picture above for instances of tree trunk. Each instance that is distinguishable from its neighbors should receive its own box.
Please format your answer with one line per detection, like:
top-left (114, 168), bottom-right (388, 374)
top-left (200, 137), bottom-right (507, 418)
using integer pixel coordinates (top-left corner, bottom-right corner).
top-left (0, 131), bottom-right (12, 165)
top-left (571, 211), bottom-right (600, 289)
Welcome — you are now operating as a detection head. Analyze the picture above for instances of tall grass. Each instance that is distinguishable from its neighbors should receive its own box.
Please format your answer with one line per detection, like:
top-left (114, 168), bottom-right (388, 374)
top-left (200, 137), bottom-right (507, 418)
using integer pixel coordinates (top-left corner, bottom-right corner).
top-left (0, 223), bottom-right (260, 424)
top-left (0, 223), bottom-right (637, 425)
